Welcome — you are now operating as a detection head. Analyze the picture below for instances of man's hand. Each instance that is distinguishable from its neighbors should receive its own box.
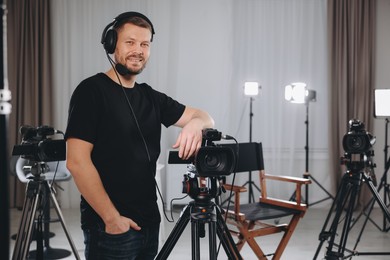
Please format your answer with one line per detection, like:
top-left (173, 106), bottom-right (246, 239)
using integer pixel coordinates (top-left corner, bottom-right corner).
top-left (173, 107), bottom-right (214, 159)
top-left (172, 119), bottom-right (203, 160)
top-left (105, 215), bottom-right (141, 235)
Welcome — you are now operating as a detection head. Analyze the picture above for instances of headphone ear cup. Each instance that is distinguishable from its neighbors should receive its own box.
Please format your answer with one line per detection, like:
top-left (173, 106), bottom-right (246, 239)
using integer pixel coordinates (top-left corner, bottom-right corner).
top-left (103, 29), bottom-right (117, 54)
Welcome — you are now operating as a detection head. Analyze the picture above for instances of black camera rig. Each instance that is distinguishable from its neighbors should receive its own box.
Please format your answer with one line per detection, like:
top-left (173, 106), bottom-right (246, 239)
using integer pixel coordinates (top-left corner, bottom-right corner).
top-left (168, 128), bottom-right (236, 177)
top-left (12, 125), bottom-right (66, 162)
top-left (157, 129), bottom-right (242, 259)
top-left (341, 119), bottom-right (376, 172)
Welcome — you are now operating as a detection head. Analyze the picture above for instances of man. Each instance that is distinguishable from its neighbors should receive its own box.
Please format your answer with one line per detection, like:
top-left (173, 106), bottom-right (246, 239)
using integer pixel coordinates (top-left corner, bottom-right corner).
top-left (65, 11), bottom-right (214, 259)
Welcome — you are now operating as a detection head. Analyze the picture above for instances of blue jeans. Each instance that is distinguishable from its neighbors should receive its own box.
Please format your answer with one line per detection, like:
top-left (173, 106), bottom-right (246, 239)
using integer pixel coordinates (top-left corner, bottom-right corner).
top-left (83, 223), bottom-right (159, 260)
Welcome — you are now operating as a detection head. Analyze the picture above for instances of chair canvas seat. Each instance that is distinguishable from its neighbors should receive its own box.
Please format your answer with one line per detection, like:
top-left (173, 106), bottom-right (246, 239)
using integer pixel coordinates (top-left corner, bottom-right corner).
top-left (230, 202), bottom-right (301, 221)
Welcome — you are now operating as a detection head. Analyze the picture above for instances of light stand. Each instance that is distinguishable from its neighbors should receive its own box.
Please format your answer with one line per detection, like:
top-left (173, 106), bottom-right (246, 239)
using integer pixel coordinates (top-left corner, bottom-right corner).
top-left (242, 82), bottom-right (261, 203)
top-left (285, 82), bottom-right (333, 207)
top-left (0, 2), bottom-right (11, 259)
top-left (303, 102), bottom-right (334, 207)
top-left (374, 89), bottom-right (390, 231)
top-left (381, 118), bottom-right (390, 231)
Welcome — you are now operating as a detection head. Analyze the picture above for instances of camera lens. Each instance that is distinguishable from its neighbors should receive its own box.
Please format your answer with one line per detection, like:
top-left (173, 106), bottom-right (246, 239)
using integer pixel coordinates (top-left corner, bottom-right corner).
top-left (342, 133), bottom-right (370, 154)
top-left (348, 136), bottom-right (365, 149)
top-left (195, 146), bottom-right (235, 177)
top-left (204, 154), bottom-right (223, 170)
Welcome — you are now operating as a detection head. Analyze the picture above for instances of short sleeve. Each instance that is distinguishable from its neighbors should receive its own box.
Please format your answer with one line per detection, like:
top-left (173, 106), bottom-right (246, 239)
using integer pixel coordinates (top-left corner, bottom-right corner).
top-left (65, 80), bottom-right (101, 143)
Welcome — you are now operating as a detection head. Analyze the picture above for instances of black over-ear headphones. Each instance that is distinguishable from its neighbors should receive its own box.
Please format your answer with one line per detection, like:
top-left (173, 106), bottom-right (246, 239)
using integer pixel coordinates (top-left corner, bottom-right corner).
top-left (101, 11), bottom-right (155, 54)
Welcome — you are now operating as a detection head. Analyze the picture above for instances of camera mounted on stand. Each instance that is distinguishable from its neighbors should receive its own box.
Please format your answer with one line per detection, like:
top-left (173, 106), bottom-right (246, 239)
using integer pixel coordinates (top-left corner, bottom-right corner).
top-left (168, 128), bottom-right (236, 200)
top-left (11, 125), bottom-right (80, 260)
top-left (341, 119), bottom-right (376, 175)
top-left (157, 129), bottom-right (242, 259)
top-left (12, 125), bottom-right (66, 178)
top-left (314, 120), bottom-right (390, 259)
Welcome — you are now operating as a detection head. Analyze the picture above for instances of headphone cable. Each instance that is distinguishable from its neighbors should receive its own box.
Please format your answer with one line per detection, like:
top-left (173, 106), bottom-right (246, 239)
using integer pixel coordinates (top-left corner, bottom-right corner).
top-left (106, 52), bottom-right (174, 222)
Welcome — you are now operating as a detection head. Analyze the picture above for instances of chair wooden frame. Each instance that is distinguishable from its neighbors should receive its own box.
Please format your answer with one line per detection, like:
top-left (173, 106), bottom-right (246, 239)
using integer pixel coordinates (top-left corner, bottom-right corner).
top-left (221, 142), bottom-right (311, 259)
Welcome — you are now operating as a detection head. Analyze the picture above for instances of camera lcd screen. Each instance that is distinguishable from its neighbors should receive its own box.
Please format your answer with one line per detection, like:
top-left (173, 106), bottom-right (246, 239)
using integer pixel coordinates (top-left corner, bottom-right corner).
top-left (374, 89), bottom-right (390, 117)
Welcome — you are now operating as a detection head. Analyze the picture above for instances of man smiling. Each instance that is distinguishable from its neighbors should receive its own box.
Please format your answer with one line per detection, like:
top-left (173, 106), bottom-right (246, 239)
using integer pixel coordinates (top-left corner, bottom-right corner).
top-left (65, 11), bottom-right (214, 260)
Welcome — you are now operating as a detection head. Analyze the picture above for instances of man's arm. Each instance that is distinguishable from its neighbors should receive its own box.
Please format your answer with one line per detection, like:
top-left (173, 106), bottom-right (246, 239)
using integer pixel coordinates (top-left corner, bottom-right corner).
top-left (66, 138), bottom-right (141, 234)
top-left (172, 106), bottom-right (215, 159)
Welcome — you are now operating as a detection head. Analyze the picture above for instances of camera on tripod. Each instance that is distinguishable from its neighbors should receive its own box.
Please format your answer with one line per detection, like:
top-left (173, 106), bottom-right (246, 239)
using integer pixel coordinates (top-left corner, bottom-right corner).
top-left (341, 119), bottom-right (376, 172)
top-left (168, 128), bottom-right (236, 177)
top-left (12, 125), bottom-right (66, 163)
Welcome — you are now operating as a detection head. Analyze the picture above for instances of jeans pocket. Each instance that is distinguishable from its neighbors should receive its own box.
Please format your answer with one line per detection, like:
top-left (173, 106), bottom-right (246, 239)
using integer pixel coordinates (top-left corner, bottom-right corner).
top-left (98, 229), bottom-right (143, 259)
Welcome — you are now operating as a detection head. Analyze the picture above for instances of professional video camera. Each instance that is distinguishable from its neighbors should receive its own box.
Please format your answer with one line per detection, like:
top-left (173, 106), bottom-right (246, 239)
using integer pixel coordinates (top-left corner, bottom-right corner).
top-left (12, 125), bottom-right (66, 162)
top-left (341, 119), bottom-right (376, 172)
top-left (168, 128), bottom-right (236, 177)
top-left (342, 119), bottom-right (376, 155)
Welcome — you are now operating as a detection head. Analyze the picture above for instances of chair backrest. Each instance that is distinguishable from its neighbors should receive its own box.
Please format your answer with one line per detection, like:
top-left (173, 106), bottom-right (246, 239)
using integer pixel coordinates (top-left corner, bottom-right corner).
top-left (221, 142), bottom-right (264, 173)
top-left (14, 156), bottom-right (71, 183)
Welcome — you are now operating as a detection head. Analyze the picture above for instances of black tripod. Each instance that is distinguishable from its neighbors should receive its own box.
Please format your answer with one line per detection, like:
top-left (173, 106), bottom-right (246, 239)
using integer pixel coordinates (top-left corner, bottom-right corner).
top-left (352, 118), bottom-right (390, 232)
top-left (156, 173), bottom-right (242, 260)
top-left (313, 161), bottom-right (390, 259)
top-left (12, 162), bottom-right (80, 260)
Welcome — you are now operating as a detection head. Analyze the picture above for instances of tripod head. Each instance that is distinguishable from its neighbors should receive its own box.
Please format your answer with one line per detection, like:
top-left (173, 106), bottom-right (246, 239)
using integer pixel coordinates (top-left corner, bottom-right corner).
top-left (182, 164), bottom-right (224, 204)
top-left (22, 161), bottom-right (50, 179)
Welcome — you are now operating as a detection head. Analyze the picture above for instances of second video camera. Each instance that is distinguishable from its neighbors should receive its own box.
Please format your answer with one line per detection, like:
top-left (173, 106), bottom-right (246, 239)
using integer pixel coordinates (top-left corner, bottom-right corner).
top-left (12, 125), bottom-right (66, 162)
top-left (341, 119), bottom-right (376, 172)
top-left (342, 119), bottom-right (375, 155)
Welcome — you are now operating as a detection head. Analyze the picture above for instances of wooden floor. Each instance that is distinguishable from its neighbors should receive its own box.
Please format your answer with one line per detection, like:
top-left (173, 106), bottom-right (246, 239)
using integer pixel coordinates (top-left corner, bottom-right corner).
top-left (8, 202), bottom-right (390, 260)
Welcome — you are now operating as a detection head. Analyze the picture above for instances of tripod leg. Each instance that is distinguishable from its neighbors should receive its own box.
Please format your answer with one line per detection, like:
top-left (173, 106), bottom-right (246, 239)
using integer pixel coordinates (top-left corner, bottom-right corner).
top-left (351, 184), bottom-right (377, 252)
top-left (12, 181), bottom-right (41, 260)
top-left (215, 207), bottom-right (242, 260)
top-left (314, 174), bottom-right (350, 259)
top-left (156, 205), bottom-right (191, 260)
top-left (191, 221), bottom-right (201, 260)
top-left (48, 183), bottom-right (81, 260)
top-left (324, 178), bottom-right (353, 259)
top-left (208, 222), bottom-right (217, 260)
top-left (337, 179), bottom-right (360, 257)
top-left (364, 176), bottom-right (390, 223)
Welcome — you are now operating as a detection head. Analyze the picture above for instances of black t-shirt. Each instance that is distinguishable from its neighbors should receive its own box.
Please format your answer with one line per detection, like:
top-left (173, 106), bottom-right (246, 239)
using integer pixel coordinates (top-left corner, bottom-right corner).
top-left (65, 73), bottom-right (185, 227)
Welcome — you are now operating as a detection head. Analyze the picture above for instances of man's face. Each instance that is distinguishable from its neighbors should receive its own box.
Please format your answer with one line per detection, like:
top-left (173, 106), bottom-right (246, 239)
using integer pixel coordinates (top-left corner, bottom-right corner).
top-left (114, 23), bottom-right (152, 75)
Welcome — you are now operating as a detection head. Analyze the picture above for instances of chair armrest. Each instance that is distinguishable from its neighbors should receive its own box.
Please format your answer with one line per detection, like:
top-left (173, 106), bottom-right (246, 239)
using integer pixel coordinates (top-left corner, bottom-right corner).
top-left (222, 184), bottom-right (248, 216)
top-left (261, 172), bottom-right (311, 205)
top-left (223, 184), bottom-right (247, 193)
top-left (264, 174), bottom-right (311, 185)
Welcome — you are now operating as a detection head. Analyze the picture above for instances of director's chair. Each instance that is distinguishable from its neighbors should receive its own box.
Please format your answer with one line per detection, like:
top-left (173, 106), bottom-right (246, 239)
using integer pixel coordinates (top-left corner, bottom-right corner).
top-left (221, 142), bottom-right (311, 259)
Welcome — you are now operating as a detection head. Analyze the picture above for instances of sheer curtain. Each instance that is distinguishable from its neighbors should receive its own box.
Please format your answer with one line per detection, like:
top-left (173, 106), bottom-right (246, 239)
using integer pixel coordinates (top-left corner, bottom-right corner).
top-left (51, 0), bottom-right (328, 207)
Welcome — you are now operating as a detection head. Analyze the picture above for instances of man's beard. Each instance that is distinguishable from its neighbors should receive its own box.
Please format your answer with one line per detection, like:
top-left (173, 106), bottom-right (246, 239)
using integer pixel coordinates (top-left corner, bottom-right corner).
top-left (126, 64), bottom-right (146, 75)
top-left (115, 54), bottom-right (147, 75)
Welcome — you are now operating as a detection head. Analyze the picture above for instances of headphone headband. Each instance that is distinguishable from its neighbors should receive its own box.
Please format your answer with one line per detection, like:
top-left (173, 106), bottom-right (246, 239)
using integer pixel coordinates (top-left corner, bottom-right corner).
top-left (101, 11), bottom-right (155, 54)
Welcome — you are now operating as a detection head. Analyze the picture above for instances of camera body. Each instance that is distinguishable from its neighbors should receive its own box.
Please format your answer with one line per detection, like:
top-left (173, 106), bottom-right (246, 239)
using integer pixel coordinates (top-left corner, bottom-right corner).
top-left (12, 125), bottom-right (66, 162)
top-left (168, 128), bottom-right (236, 177)
top-left (342, 119), bottom-right (375, 155)
top-left (341, 119), bottom-right (375, 172)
